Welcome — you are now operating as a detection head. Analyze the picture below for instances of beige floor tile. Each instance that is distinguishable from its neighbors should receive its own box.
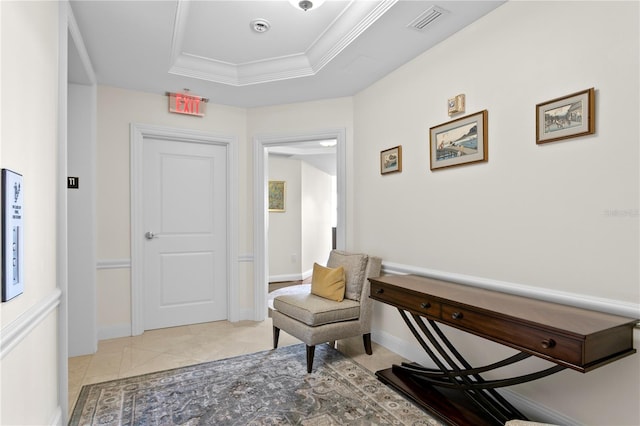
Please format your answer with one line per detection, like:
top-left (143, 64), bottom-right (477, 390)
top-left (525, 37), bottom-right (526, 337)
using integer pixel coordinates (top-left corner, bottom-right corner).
top-left (84, 352), bottom-right (123, 377)
top-left (119, 352), bottom-right (200, 378)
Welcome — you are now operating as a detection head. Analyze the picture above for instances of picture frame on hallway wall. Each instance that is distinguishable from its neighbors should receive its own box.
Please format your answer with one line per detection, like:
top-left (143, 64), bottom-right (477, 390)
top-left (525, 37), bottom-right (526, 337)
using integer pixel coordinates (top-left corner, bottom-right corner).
top-left (430, 110), bottom-right (488, 171)
top-left (2, 169), bottom-right (24, 302)
top-left (268, 180), bottom-right (286, 212)
top-left (536, 88), bottom-right (595, 144)
top-left (380, 145), bottom-right (402, 174)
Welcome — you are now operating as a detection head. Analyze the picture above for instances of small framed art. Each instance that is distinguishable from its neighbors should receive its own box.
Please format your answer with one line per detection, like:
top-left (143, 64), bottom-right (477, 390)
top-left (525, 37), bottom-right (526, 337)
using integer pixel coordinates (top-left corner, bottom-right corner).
top-left (430, 110), bottom-right (488, 171)
top-left (536, 88), bottom-right (595, 144)
top-left (448, 94), bottom-right (465, 116)
top-left (268, 180), bottom-right (286, 212)
top-left (380, 146), bottom-right (402, 174)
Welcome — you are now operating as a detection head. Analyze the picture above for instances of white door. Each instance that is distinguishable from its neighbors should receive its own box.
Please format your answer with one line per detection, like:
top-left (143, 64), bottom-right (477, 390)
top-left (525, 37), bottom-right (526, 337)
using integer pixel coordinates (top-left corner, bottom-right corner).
top-left (142, 137), bottom-right (227, 330)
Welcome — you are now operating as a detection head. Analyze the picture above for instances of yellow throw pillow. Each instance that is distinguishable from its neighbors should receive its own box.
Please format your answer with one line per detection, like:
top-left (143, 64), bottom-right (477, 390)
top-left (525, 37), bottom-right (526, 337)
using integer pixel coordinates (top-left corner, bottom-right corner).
top-left (311, 263), bottom-right (346, 302)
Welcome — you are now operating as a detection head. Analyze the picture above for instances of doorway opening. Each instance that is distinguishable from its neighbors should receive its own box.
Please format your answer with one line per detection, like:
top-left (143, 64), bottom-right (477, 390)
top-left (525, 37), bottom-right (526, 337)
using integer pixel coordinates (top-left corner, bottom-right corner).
top-left (253, 129), bottom-right (346, 321)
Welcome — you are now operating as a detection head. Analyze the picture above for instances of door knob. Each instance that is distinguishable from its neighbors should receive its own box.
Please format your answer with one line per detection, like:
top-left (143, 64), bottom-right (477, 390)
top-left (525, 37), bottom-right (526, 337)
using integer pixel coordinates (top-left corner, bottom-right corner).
top-left (145, 231), bottom-right (157, 240)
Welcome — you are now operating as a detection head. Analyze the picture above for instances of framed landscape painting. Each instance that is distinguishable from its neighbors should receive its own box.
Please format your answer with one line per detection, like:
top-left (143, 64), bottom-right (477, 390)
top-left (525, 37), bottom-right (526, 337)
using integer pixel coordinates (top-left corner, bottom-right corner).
top-left (380, 145), bottom-right (402, 174)
top-left (536, 88), bottom-right (595, 144)
top-left (430, 110), bottom-right (488, 170)
top-left (268, 180), bottom-right (286, 212)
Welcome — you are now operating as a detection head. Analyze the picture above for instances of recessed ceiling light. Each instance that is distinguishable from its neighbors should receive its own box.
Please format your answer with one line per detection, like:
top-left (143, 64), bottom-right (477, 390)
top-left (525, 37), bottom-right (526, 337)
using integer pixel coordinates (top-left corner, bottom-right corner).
top-left (251, 19), bottom-right (271, 33)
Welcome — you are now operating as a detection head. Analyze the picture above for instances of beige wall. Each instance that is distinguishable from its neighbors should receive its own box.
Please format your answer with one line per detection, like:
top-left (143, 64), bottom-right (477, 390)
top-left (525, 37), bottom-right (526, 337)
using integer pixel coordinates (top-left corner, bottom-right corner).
top-left (95, 86), bottom-right (247, 336)
top-left (95, 91), bottom-right (353, 335)
top-left (354, 2), bottom-right (638, 424)
top-left (248, 97), bottom-right (354, 242)
top-left (0, 1), bottom-right (62, 424)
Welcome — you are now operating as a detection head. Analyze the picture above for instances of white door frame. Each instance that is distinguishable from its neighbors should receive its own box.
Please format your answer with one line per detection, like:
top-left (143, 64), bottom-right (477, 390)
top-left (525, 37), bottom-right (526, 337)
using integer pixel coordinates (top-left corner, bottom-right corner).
top-left (253, 129), bottom-right (346, 321)
top-left (131, 123), bottom-right (239, 335)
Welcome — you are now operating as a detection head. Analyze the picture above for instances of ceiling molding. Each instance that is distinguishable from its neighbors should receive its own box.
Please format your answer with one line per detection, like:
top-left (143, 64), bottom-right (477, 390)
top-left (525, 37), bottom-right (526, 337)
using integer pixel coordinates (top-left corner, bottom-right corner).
top-left (67, 2), bottom-right (96, 85)
top-left (168, 0), bottom-right (398, 87)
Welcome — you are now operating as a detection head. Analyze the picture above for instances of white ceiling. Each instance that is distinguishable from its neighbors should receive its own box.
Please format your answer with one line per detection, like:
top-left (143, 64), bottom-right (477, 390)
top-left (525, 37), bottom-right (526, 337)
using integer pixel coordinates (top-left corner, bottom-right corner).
top-left (69, 0), bottom-right (505, 109)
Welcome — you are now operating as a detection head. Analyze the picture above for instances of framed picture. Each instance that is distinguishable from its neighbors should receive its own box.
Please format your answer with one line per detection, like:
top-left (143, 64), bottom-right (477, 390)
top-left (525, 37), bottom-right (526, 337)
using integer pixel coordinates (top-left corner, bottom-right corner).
top-left (268, 180), bottom-right (286, 212)
top-left (536, 88), bottom-right (595, 144)
top-left (430, 110), bottom-right (488, 171)
top-left (380, 145), bottom-right (402, 174)
top-left (2, 169), bottom-right (24, 302)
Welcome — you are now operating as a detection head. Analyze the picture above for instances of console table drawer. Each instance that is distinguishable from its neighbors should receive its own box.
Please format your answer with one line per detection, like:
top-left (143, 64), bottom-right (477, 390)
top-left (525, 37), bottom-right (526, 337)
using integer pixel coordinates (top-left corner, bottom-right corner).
top-left (441, 304), bottom-right (583, 365)
top-left (371, 282), bottom-right (440, 317)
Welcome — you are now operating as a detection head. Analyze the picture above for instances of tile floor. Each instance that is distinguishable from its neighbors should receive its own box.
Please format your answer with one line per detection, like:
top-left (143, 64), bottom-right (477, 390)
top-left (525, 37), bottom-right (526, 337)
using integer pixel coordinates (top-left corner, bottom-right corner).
top-left (68, 317), bottom-right (406, 417)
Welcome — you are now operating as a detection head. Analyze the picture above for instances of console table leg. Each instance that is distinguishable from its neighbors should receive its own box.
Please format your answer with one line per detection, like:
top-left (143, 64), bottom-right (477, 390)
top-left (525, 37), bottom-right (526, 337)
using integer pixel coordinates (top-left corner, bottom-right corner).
top-left (395, 309), bottom-right (530, 424)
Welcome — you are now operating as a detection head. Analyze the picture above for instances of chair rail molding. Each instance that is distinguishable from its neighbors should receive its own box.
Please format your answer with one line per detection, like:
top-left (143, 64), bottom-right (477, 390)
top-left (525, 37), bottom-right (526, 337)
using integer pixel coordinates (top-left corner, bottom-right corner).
top-left (97, 258), bottom-right (131, 270)
top-left (0, 288), bottom-right (62, 359)
top-left (381, 261), bottom-right (640, 320)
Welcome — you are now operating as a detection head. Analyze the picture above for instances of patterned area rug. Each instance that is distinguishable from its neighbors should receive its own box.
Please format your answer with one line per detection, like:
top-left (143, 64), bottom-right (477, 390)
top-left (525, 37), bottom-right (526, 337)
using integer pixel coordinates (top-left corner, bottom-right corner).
top-left (70, 343), bottom-right (442, 425)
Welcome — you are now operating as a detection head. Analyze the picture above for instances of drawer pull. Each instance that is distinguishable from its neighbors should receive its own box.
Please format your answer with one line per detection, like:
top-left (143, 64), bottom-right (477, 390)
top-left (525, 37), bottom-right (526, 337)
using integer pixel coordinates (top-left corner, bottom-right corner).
top-left (541, 339), bottom-right (556, 349)
top-left (420, 302), bottom-right (431, 309)
top-left (375, 288), bottom-right (384, 295)
top-left (451, 312), bottom-right (464, 320)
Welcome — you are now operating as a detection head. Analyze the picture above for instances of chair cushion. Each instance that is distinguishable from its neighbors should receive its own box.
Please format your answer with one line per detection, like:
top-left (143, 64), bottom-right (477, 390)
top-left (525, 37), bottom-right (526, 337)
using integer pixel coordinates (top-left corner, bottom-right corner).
top-left (327, 250), bottom-right (368, 301)
top-left (273, 293), bottom-right (360, 327)
top-left (310, 263), bottom-right (345, 302)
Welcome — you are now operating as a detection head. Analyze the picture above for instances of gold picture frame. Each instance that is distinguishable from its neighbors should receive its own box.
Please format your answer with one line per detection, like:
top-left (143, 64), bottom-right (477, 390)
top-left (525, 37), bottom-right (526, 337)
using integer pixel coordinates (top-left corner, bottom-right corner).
top-left (430, 110), bottom-right (488, 171)
top-left (380, 146), bottom-right (402, 174)
top-left (536, 88), bottom-right (595, 144)
top-left (268, 180), bottom-right (286, 212)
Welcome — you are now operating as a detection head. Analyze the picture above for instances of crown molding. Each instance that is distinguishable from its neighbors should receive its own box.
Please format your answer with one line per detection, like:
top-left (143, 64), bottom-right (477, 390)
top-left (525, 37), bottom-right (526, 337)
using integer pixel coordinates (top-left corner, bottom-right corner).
top-left (168, 0), bottom-right (397, 86)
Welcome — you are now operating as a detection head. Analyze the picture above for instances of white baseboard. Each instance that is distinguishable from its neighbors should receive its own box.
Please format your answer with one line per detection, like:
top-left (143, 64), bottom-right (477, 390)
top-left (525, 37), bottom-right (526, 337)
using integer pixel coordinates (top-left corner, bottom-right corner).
top-left (97, 310), bottom-right (259, 340)
top-left (269, 273), bottom-right (303, 283)
top-left (229, 307), bottom-right (257, 322)
top-left (269, 269), bottom-right (313, 284)
top-left (97, 323), bottom-right (131, 340)
top-left (49, 406), bottom-right (62, 426)
top-left (500, 389), bottom-right (580, 426)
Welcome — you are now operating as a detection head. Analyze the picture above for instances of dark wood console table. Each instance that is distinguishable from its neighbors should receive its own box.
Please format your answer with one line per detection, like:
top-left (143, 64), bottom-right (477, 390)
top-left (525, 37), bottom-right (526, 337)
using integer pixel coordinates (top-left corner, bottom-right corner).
top-left (369, 274), bottom-right (638, 425)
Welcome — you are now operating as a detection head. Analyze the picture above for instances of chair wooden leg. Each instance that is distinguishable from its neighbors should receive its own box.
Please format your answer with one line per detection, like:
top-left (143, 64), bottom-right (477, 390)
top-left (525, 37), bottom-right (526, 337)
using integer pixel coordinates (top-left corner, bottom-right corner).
top-left (306, 345), bottom-right (315, 373)
top-left (363, 333), bottom-right (373, 355)
top-left (273, 326), bottom-right (280, 349)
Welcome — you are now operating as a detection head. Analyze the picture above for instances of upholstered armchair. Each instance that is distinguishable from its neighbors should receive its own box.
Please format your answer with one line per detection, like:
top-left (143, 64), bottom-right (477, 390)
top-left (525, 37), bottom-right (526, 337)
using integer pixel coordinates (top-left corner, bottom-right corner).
top-left (271, 250), bottom-right (382, 373)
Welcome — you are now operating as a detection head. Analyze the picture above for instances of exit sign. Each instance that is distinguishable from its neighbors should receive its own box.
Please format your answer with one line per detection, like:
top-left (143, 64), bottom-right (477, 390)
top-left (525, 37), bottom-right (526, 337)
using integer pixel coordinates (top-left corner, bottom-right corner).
top-left (168, 92), bottom-right (207, 117)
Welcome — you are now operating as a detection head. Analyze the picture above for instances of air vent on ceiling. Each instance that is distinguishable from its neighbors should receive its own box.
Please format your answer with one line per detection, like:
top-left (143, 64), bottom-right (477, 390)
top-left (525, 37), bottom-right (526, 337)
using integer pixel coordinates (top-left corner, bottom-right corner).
top-left (407, 6), bottom-right (447, 31)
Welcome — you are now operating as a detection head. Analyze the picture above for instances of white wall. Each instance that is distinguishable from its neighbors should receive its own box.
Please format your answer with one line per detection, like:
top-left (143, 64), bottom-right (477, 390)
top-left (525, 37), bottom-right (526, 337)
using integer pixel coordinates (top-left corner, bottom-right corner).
top-left (0, 1), bottom-right (62, 424)
top-left (301, 161), bottom-right (333, 270)
top-left (68, 83), bottom-right (97, 356)
top-left (353, 2), bottom-right (638, 425)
